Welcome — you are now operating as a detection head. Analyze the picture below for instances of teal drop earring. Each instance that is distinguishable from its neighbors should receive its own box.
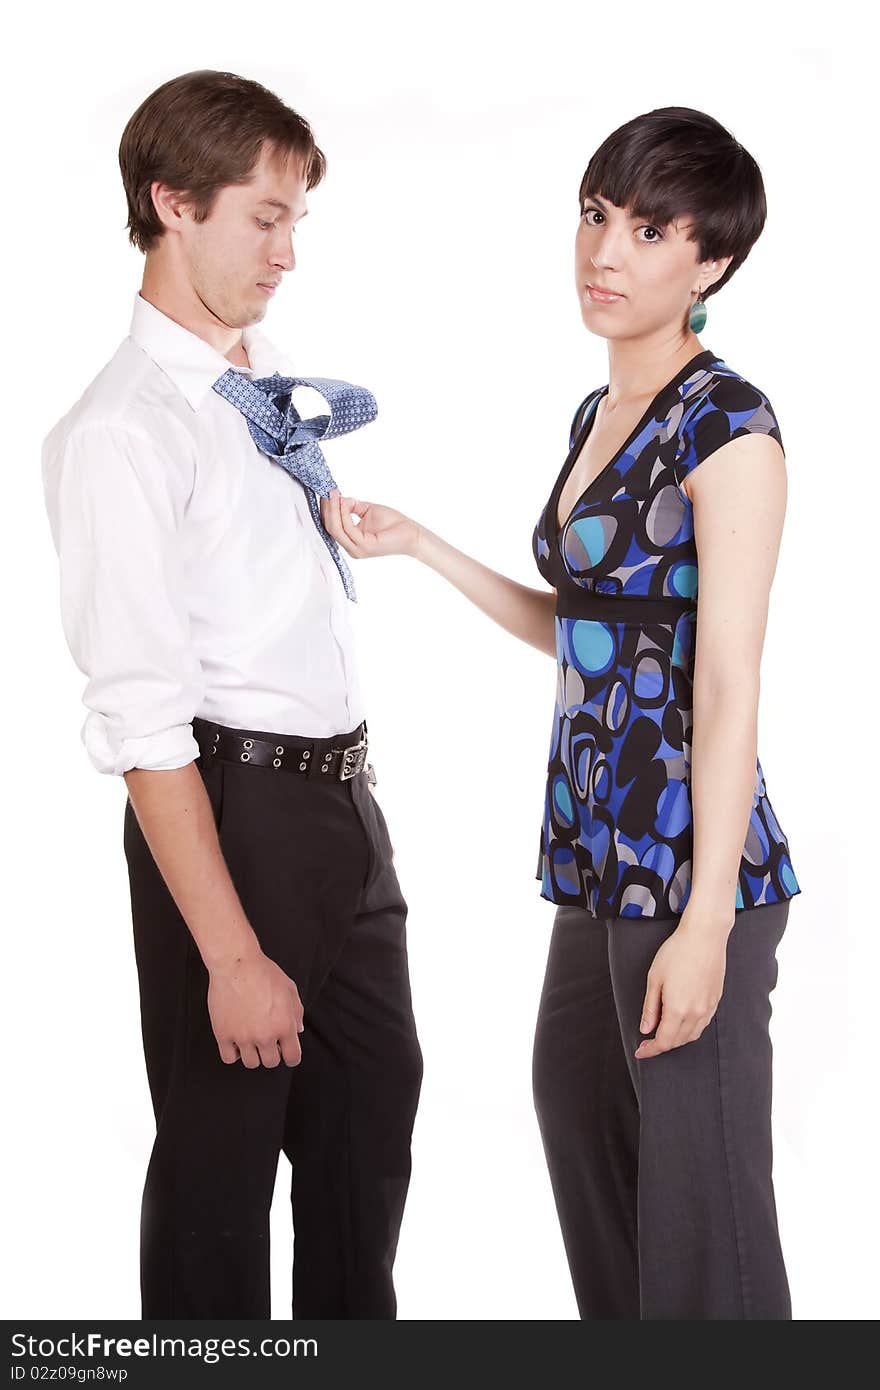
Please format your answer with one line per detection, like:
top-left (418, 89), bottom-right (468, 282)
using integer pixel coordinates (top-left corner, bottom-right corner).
top-left (689, 289), bottom-right (707, 333)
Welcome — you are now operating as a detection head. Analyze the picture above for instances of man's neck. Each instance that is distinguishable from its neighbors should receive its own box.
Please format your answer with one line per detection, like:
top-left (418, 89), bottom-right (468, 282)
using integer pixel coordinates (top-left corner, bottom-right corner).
top-left (137, 276), bottom-right (253, 370)
top-left (225, 341), bottom-right (252, 370)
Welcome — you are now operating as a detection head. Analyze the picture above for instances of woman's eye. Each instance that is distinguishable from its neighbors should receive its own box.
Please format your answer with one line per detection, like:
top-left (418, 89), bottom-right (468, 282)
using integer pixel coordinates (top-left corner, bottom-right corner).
top-left (581, 208), bottom-right (663, 242)
top-left (257, 219), bottom-right (275, 230)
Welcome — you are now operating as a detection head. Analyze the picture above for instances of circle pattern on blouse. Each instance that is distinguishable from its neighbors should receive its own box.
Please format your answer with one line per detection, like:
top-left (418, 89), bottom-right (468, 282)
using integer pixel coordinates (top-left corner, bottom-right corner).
top-left (532, 350), bottom-right (801, 918)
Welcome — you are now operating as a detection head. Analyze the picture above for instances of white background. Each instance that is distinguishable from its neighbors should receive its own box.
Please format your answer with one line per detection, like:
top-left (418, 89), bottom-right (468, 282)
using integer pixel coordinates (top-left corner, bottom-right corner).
top-left (4, 3), bottom-right (874, 1321)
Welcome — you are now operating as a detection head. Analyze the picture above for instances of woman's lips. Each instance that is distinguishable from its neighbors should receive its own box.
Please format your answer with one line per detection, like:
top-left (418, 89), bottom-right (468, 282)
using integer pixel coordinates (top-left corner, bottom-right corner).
top-left (585, 283), bottom-right (624, 304)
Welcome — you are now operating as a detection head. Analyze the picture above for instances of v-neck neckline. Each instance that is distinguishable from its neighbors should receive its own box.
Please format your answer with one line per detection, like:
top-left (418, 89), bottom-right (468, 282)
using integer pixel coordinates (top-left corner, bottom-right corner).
top-left (553, 347), bottom-right (719, 538)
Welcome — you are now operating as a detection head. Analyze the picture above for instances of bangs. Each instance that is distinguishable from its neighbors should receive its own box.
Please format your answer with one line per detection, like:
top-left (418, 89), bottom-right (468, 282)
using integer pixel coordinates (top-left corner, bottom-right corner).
top-left (576, 107), bottom-right (769, 295)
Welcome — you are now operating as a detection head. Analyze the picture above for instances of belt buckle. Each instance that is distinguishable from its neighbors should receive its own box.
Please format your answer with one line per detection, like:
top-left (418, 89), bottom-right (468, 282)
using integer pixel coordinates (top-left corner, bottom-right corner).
top-left (339, 734), bottom-right (368, 781)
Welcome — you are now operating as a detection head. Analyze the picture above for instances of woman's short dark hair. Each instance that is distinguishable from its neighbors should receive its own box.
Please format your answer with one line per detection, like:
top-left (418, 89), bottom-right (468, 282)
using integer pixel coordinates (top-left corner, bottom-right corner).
top-left (579, 107), bottom-right (768, 298)
top-left (119, 70), bottom-right (327, 254)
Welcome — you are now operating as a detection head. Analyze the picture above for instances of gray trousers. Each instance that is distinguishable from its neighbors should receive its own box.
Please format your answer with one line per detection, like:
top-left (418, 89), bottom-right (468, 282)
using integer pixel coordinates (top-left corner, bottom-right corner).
top-left (532, 900), bottom-right (791, 1320)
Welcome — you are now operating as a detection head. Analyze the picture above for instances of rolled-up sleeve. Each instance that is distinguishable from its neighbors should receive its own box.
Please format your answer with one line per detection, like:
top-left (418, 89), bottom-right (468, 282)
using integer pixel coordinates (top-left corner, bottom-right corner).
top-left (41, 421), bottom-right (205, 775)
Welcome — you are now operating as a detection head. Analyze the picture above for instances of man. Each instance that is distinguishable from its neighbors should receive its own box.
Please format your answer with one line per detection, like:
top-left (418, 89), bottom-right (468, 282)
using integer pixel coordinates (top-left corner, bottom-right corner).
top-left (41, 69), bottom-right (423, 1320)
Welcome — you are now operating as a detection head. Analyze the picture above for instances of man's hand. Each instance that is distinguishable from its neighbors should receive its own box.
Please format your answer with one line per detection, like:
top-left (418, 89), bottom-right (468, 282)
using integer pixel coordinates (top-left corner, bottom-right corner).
top-left (635, 914), bottom-right (732, 1060)
top-left (207, 947), bottom-right (305, 1068)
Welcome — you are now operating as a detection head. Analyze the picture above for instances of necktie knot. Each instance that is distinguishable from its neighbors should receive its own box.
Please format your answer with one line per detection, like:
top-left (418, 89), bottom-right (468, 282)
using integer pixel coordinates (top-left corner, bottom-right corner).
top-left (212, 369), bottom-right (378, 601)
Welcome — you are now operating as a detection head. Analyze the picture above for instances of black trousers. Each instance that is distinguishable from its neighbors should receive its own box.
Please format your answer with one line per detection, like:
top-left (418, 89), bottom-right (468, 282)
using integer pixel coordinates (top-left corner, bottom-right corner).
top-left (123, 717), bottom-right (423, 1320)
top-left (532, 900), bottom-right (791, 1320)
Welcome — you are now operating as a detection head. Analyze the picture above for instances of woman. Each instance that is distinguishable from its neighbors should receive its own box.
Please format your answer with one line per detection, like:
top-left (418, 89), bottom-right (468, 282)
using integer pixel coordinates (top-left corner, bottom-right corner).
top-left (321, 106), bottom-right (801, 1320)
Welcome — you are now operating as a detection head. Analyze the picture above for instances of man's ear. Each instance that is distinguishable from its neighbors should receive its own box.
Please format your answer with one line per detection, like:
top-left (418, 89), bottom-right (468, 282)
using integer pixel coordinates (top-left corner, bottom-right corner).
top-left (151, 180), bottom-right (190, 233)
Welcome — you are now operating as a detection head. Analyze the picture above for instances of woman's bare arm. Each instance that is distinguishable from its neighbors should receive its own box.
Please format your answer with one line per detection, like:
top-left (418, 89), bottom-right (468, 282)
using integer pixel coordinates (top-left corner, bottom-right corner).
top-left (414, 526), bottom-right (556, 657)
top-left (636, 430), bottom-right (789, 1060)
top-left (320, 492), bottom-right (557, 658)
top-left (685, 431), bottom-right (788, 927)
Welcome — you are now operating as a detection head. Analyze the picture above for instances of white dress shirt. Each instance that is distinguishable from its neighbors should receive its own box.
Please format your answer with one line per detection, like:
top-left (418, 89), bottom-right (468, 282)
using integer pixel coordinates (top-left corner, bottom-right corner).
top-left (42, 291), bottom-right (366, 776)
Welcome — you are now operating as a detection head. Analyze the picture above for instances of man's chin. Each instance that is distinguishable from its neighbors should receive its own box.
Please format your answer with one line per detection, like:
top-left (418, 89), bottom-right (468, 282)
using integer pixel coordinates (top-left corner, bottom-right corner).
top-left (242, 298), bottom-right (269, 325)
top-left (222, 302), bottom-right (266, 331)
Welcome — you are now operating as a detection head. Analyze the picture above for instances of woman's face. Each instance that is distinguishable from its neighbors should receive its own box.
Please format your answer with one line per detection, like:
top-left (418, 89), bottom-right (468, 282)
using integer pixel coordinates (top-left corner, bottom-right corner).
top-left (574, 191), bottom-right (724, 340)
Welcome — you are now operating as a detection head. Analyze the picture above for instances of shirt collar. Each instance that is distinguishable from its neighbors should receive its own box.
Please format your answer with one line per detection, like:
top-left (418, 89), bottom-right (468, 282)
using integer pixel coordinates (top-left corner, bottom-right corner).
top-left (127, 290), bottom-right (295, 412)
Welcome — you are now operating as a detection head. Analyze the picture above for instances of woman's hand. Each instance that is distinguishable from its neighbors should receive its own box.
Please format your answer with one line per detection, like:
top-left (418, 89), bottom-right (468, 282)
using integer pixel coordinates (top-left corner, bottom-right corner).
top-left (320, 489), bottom-right (421, 559)
top-left (634, 913), bottom-right (733, 1060)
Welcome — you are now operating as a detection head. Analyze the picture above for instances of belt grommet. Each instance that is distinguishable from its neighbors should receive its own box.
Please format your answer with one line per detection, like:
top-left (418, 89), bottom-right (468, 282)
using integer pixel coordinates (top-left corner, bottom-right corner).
top-left (323, 752), bottom-right (332, 763)
top-left (303, 750), bottom-right (310, 760)
top-left (241, 751), bottom-right (250, 762)
top-left (299, 761), bottom-right (307, 771)
top-left (213, 731), bottom-right (220, 742)
top-left (275, 746), bottom-right (284, 755)
top-left (273, 757), bottom-right (281, 767)
top-left (321, 765), bottom-right (328, 773)
top-left (243, 738), bottom-right (254, 750)
top-left (211, 745), bottom-right (217, 754)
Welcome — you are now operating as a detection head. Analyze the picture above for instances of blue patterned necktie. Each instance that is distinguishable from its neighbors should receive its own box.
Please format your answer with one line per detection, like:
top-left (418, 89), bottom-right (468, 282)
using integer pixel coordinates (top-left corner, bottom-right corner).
top-left (212, 368), bottom-right (377, 601)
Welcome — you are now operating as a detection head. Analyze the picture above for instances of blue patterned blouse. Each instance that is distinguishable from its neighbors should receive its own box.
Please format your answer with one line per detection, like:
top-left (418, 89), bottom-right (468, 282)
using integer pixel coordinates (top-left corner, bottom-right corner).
top-left (532, 347), bottom-right (801, 919)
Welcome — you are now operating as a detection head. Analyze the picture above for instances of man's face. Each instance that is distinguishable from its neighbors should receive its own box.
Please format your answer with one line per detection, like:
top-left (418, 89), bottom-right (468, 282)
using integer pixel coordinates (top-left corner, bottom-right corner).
top-left (176, 140), bottom-right (310, 330)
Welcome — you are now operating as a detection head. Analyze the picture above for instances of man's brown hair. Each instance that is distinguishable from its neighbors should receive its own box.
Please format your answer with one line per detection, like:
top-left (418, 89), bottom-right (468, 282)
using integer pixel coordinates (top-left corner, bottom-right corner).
top-left (118, 69), bottom-right (326, 254)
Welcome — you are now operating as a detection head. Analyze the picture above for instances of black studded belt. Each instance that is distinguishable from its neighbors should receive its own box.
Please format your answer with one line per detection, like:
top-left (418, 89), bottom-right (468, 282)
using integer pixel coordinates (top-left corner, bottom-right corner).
top-left (192, 715), bottom-right (376, 784)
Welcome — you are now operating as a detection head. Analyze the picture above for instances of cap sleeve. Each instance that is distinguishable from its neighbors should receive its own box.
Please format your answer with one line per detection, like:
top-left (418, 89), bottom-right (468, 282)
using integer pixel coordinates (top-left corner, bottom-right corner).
top-left (568, 388), bottom-right (603, 451)
top-left (674, 375), bottom-right (784, 499)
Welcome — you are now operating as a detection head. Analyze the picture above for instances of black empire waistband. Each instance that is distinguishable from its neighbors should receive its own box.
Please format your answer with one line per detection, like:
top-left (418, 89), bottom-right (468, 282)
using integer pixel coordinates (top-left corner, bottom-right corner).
top-left (555, 590), bottom-right (697, 623)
